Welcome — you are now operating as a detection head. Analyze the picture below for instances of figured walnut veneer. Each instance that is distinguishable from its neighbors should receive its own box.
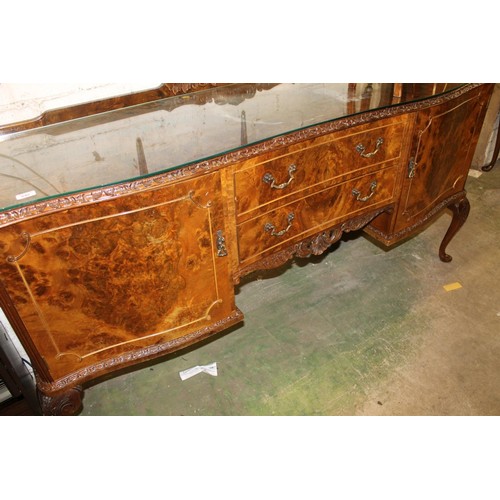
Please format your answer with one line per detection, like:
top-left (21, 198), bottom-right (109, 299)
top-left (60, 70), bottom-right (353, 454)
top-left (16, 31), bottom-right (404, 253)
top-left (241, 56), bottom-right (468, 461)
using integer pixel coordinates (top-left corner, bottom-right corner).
top-left (0, 83), bottom-right (494, 414)
top-left (234, 117), bottom-right (408, 219)
top-left (0, 172), bottom-right (238, 383)
top-left (237, 165), bottom-right (399, 265)
top-left (366, 84), bottom-right (491, 246)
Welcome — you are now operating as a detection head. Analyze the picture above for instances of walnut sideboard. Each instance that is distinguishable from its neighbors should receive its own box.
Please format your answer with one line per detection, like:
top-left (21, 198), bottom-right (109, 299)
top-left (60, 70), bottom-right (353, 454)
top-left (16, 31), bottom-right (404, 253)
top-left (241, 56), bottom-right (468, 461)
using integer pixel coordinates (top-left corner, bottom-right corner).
top-left (0, 83), bottom-right (493, 415)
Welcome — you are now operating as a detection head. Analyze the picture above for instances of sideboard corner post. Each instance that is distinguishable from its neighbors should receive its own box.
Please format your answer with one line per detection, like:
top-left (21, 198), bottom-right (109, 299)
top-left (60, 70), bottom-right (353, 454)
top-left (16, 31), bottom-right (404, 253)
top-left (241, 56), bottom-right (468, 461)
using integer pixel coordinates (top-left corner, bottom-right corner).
top-left (439, 194), bottom-right (470, 263)
top-left (37, 385), bottom-right (84, 416)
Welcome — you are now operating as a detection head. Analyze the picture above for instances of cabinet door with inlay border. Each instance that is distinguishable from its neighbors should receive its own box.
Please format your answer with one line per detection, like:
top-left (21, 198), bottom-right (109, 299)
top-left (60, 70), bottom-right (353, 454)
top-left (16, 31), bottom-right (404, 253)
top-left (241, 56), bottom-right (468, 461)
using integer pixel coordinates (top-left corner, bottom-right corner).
top-left (0, 171), bottom-right (241, 385)
top-left (393, 85), bottom-right (491, 233)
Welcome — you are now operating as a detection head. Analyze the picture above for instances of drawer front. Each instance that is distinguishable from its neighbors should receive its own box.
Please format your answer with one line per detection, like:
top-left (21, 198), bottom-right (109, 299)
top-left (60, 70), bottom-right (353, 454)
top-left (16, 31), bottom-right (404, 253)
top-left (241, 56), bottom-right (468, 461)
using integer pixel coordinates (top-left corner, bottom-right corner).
top-left (237, 165), bottom-right (399, 264)
top-left (234, 117), bottom-right (407, 218)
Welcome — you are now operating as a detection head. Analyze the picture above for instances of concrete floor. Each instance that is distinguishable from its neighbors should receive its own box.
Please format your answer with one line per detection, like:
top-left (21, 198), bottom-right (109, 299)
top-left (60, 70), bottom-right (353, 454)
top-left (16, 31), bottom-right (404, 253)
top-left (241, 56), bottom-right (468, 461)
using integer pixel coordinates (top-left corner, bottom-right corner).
top-left (81, 163), bottom-right (500, 416)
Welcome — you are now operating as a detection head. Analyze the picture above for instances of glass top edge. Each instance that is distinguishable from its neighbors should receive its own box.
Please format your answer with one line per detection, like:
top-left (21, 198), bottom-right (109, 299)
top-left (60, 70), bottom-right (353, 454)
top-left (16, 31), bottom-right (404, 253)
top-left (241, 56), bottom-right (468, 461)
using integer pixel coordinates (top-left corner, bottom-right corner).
top-left (0, 83), bottom-right (469, 213)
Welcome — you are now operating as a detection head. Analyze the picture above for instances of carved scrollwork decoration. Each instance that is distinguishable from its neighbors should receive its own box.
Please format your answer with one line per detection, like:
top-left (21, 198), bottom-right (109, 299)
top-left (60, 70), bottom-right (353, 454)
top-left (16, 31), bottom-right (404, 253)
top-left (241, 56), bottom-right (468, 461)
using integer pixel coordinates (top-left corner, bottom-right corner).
top-left (161, 83), bottom-right (221, 96)
top-left (236, 206), bottom-right (391, 281)
top-left (340, 208), bottom-right (389, 234)
top-left (37, 385), bottom-right (84, 416)
top-left (295, 228), bottom-right (343, 258)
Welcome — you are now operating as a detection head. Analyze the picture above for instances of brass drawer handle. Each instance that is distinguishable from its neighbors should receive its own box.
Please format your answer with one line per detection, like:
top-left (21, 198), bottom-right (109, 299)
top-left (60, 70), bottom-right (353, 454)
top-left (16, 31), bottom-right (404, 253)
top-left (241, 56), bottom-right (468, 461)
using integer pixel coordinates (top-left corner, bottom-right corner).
top-left (263, 164), bottom-right (297, 189)
top-left (352, 180), bottom-right (377, 202)
top-left (264, 212), bottom-right (295, 237)
top-left (355, 137), bottom-right (384, 158)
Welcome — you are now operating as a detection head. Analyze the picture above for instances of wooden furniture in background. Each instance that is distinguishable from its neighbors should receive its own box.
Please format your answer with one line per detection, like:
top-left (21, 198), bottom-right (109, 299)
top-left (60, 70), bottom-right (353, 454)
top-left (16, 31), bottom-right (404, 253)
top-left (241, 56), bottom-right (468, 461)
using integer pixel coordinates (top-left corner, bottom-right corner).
top-left (0, 83), bottom-right (493, 415)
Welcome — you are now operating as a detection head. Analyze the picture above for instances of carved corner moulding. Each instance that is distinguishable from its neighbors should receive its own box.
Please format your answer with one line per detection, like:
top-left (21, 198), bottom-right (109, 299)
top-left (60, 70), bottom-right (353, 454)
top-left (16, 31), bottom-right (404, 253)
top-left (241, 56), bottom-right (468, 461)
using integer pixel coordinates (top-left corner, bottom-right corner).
top-left (0, 84), bottom-right (482, 228)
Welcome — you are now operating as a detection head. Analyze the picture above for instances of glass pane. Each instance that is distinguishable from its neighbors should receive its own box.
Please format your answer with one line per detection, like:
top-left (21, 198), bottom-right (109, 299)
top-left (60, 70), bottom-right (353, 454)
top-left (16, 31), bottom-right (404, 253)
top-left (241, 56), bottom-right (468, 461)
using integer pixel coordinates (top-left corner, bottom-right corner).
top-left (0, 83), bottom-right (464, 211)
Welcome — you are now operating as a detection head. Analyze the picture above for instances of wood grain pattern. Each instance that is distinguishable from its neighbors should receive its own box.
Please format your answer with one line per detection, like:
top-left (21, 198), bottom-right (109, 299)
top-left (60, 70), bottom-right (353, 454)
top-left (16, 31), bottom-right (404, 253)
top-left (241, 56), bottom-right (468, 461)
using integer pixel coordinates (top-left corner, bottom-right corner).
top-left (0, 85), bottom-right (483, 229)
top-left (0, 83), bottom-right (494, 414)
top-left (234, 117), bottom-right (408, 220)
top-left (365, 190), bottom-right (467, 245)
top-left (396, 85), bottom-right (487, 231)
top-left (236, 206), bottom-right (391, 281)
top-left (0, 172), bottom-right (239, 382)
top-left (237, 165), bottom-right (400, 265)
top-left (35, 309), bottom-right (244, 394)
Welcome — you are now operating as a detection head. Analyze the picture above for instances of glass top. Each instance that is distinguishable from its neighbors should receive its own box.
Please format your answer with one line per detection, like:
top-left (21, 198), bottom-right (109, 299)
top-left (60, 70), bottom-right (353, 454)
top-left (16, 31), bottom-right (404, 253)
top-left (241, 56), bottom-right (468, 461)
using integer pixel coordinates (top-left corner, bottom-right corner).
top-left (0, 83), bottom-right (464, 211)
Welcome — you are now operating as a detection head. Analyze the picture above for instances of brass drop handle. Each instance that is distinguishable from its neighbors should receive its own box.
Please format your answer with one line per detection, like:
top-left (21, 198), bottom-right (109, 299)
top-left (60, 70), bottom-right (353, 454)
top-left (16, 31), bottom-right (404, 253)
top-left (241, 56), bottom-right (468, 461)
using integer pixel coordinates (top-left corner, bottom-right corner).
top-left (216, 230), bottom-right (228, 257)
top-left (264, 212), bottom-right (295, 237)
top-left (355, 137), bottom-right (384, 158)
top-left (352, 180), bottom-right (377, 202)
top-left (263, 164), bottom-right (297, 189)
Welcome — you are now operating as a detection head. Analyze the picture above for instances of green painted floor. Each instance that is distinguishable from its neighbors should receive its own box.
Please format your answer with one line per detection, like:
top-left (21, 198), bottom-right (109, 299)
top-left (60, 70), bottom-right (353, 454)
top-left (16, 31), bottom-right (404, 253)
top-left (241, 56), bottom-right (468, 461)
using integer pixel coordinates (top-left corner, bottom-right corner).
top-left (81, 164), bottom-right (500, 416)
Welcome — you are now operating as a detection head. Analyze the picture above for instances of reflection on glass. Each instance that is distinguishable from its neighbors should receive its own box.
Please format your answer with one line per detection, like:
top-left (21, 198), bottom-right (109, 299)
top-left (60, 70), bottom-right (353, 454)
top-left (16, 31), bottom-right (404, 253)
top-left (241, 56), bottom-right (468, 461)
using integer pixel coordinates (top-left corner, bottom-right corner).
top-left (0, 83), bottom-right (463, 211)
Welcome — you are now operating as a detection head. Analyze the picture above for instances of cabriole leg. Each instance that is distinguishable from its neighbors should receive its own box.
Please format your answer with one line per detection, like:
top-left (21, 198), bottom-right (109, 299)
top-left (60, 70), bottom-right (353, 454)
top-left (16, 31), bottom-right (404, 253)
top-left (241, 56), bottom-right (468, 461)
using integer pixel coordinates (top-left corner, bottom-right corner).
top-left (439, 196), bottom-right (470, 263)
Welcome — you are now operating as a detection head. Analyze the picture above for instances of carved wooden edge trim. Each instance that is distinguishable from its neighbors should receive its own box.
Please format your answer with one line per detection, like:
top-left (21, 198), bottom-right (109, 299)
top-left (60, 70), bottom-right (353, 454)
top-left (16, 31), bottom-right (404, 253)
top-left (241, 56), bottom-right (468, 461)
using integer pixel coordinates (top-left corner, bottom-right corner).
top-left (235, 206), bottom-right (392, 282)
top-left (0, 170), bottom-right (199, 227)
top-left (365, 191), bottom-right (467, 244)
top-left (0, 83), bottom-right (228, 135)
top-left (0, 84), bottom-right (484, 228)
top-left (35, 308), bottom-right (244, 395)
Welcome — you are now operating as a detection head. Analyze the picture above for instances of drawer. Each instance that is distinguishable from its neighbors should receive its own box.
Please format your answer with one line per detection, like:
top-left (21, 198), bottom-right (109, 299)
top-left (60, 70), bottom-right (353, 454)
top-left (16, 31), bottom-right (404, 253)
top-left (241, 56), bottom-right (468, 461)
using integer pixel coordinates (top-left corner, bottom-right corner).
top-left (237, 165), bottom-right (399, 264)
top-left (234, 117), bottom-right (407, 218)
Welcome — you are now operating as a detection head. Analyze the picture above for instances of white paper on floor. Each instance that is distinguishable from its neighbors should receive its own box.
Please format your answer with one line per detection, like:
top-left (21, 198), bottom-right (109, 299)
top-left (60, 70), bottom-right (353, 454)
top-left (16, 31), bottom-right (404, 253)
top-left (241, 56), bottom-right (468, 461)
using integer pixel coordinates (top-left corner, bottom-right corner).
top-left (179, 362), bottom-right (218, 381)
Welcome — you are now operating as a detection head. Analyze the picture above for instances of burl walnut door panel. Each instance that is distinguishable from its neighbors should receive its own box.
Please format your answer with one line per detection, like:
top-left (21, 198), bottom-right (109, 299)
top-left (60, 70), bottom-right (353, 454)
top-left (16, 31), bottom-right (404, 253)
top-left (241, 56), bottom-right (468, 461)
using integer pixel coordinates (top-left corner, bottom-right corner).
top-left (394, 86), bottom-right (489, 233)
top-left (0, 172), bottom-right (240, 382)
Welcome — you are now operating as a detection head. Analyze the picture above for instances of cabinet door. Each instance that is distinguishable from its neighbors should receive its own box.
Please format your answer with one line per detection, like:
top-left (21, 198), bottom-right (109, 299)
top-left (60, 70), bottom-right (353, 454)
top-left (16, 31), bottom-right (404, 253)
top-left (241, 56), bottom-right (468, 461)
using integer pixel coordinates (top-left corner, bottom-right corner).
top-left (0, 171), bottom-right (241, 384)
top-left (393, 85), bottom-right (492, 233)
